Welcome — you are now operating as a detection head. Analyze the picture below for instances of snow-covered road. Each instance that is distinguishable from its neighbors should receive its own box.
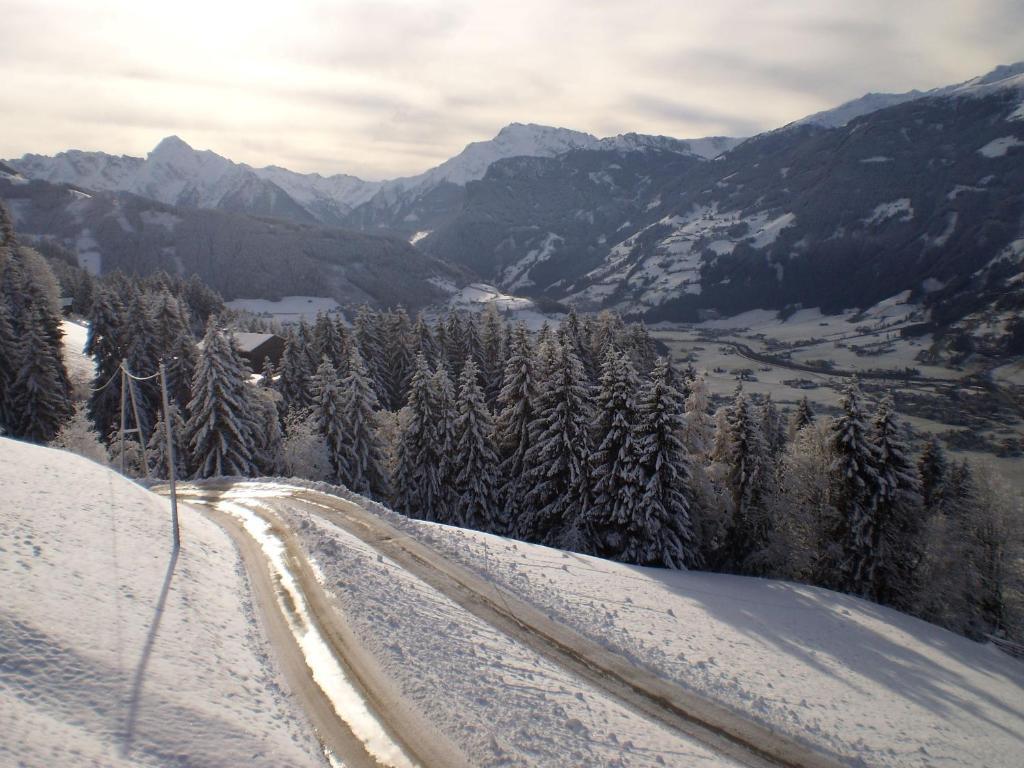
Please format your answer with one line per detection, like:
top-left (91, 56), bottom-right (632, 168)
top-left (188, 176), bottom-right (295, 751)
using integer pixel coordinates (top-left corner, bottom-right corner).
top-left (173, 482), bottom-right (844, 768)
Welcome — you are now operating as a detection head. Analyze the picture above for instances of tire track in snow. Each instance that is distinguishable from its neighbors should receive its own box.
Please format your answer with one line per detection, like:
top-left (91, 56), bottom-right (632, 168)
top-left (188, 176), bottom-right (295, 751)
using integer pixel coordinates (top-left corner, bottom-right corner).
top-left (285, 489), bottom-right (847, 768)
top-left (182, 489), bottom-right (469, 768)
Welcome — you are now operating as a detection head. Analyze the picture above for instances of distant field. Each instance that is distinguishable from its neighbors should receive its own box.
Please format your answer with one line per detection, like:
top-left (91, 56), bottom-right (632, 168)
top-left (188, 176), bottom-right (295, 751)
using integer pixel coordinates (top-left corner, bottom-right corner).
top-left (225, 296), bottom-right (342, 324)
top-left (651, 301), bottom-right (1024, 492)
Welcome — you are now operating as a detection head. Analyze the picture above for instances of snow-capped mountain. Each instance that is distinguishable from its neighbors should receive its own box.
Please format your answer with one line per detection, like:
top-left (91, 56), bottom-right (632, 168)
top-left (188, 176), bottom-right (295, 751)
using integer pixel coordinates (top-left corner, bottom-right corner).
top-left (796, 61), bottom-right (1024, 129)
top-left (420, 61), bottom-right (1024, 337)
top-left (7, 124), bottom-right (734, 232)
top-left (11, 136), bottom-right (322, 224)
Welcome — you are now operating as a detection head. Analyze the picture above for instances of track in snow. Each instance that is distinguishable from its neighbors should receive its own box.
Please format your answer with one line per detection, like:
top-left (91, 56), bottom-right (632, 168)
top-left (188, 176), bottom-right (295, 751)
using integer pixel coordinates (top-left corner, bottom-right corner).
top-left (172, 482), bottom-right (844, 768)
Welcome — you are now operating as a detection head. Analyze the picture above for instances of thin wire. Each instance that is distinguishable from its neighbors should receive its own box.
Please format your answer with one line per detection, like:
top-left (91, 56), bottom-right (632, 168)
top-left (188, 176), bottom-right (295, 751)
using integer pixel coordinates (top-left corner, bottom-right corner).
top-left (121, 366), bottom-right (161, 382)
top-left (89, 366), bottom-right (123, 393)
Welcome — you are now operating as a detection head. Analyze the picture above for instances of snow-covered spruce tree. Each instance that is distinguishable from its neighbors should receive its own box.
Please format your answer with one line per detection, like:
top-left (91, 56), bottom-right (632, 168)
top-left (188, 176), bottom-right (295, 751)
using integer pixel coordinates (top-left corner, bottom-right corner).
top-left (186, 323), bottom-right (259, 479)
top-left (354, 305), bottom-right (388, 404)
top-left (121, 291), bottom-right (162, 436)
top-left (150, 291), bottom-right (198, 410)
top-left (453, 359), bottom-right (502, 532)
top-left (585, 350), bottom-right (644, 561)
top-left (313, 356), bottom-right (346, 483)
top-left (632, 357), bottom-right (700, 569)
top-left (86, 287), bottom-right (128, 436)
top-left (760, 393), bottom-right (787, 459)
top-left (412, 312), bottom-right (438, 369)
top-left (443, 312), bottom-right (468, 380)
top-left (276, 335), bottom-right (314, 412)
top-left (12, 301), bottom-right (73, 443)
top-left (336, 345), bottom-right (389, 498)
top-left (517, 341), bottom-right (593, 548)
top-left (51, 402), bottom-right (109, 465)
top-left (625, 323), bottom-right (658, 376)
top-left (0, 297), bottom-right (18, 434)
top-left (718, 388), bottom-right (775, 575)
top-left (788, 395), bottom-right (815, 439)
top-left (384, 307), bottom-right (415, 411)
top-left (145, 402), bottom-right (189, 480)
top-left (478, 304), bottom-right (506, 408)
top-left (392, 355), bottom-right (444, 520)
top-left (259, 356), bottom-right (276, 388)
top-left (494, 324), bottom-right (538, 532)
top-left (430, 365), bottom-right (459, 523)
top-left (869, 397), bottom-right (925, 606)
top-left (313, 311), bottom-right (346, 371)
top-left (250, 386), bottom-right (285, 476)
top-left (917, 435), bottom-right (949, 512)
top-left (826, 381), bottom-right (881, 596)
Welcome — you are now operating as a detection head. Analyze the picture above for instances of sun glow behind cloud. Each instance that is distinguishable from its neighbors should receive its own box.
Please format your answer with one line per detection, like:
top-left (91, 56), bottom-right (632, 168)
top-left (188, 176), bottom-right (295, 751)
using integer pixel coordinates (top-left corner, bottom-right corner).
top-left (1, 0), bottom-right (1021, 178)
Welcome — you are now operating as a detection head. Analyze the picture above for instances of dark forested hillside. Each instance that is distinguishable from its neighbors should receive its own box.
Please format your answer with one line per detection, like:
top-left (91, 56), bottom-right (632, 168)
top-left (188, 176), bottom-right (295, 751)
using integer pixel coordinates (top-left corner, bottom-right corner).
top-left (0, 177), bottom-right (463, 310)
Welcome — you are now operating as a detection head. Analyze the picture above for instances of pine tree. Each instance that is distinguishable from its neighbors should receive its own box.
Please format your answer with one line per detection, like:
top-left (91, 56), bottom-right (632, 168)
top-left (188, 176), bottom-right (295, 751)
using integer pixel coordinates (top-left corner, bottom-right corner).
top-left (0, 298), bottom-right (18, 434)
top-left (249, 387), bottom-right (285, 476)
top-left (313, 357), bottom-right (346, 483)
top-left (760, 393), bottom-right (786, 458)
top-left (86, 287), bottom-right (127, 437)
top-left (517, 342), bottom-right (593, 547)
top-left (633, 358), bottom-right (700, 569)
top-left (384, 308), bottom-right (415, 410)
top-left (870, 397), bottom-right (924, 605)
top-left (313, 311), bottom-right (346, 370)
top-left (453, 359), bottom-right (501, 531)
top-left (478, 304), bottom-right (506, 407)
top-left (336, 346), bottom-right (389, 498)
top-left (393, 355), bottom-right (444, 520)
top-left (121, 291), bottom-right (162, 435)
top-left (828, 381), bottom-right (882, 595)
top-left (789, 395), bottom-right (815, 438)
top-left (186, 324), bottom-right (259, 478)
top-left (494, 324), bottom-right (538, 532)
top-left (412, 312), bottom-right (438, 368)
top-left (431, 365), bottom-right (458, 523)
top-left (12, 301), bottom-right (72, 443)
top-left (354, 306), bottom-right (388, 403)
top-left (146, 403), bottom-right (189, 480)
top-left (585, 350), bottom-right (644, 560)
top-left (260, 356), bottom-right (276, 388)
top-left (444, 312), bottom-right (468, 379)
top-left (917, 436), bottom-right (949, 511)
top-left (276, 335), bottom-right (314, 412)
top-left (719, 388), bottom-right (774, 574)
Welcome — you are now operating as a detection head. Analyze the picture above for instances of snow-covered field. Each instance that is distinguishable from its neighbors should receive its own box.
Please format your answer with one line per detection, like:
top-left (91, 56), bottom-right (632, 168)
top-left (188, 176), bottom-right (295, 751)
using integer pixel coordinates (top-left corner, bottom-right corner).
top-left (61, 319), bottom-right (95, 397)
top-left (395, 520), bottom-right (1024, 768)
top-left (225, 295), bottom-right (342, 324)
top-left (437, 282), bottom-right (556, 330)
top-left (0, 439), bottom-right (323, 767)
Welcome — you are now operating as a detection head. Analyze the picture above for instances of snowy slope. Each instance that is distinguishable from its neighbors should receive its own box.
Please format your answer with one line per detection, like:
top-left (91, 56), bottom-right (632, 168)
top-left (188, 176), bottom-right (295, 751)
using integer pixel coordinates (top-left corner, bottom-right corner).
top-left (389, 519), bottom-right (1024, 768)
top-left (0, 439), bottom-right (324, 767)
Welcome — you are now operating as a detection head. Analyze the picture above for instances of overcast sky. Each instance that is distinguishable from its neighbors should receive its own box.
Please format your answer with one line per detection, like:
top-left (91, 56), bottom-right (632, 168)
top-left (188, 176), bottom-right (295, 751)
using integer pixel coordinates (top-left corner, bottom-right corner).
top-left (2, 0), bottom-right (1021, 180)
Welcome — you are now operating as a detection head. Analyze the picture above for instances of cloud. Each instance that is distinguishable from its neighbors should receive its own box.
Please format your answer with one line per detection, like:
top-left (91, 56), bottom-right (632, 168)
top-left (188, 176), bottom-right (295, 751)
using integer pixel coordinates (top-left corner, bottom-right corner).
top-left (0, 0), bottom-right (1020, 178)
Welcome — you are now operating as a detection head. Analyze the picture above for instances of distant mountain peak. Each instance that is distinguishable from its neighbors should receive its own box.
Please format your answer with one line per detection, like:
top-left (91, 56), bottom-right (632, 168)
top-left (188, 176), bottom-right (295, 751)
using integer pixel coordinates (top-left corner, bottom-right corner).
top-left (149, 134), bottom-right (195, 157)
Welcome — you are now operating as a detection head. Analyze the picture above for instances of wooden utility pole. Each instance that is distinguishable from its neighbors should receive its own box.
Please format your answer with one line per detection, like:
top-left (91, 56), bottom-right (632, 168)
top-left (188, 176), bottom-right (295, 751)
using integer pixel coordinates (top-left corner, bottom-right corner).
top-left (159, 363), bottom-right (180, 549)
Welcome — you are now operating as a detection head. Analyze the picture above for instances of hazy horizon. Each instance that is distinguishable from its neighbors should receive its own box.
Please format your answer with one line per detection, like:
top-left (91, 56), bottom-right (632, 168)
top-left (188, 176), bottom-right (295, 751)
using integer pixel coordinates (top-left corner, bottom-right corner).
top-left (2, 0), bottom-right (1022, 180)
